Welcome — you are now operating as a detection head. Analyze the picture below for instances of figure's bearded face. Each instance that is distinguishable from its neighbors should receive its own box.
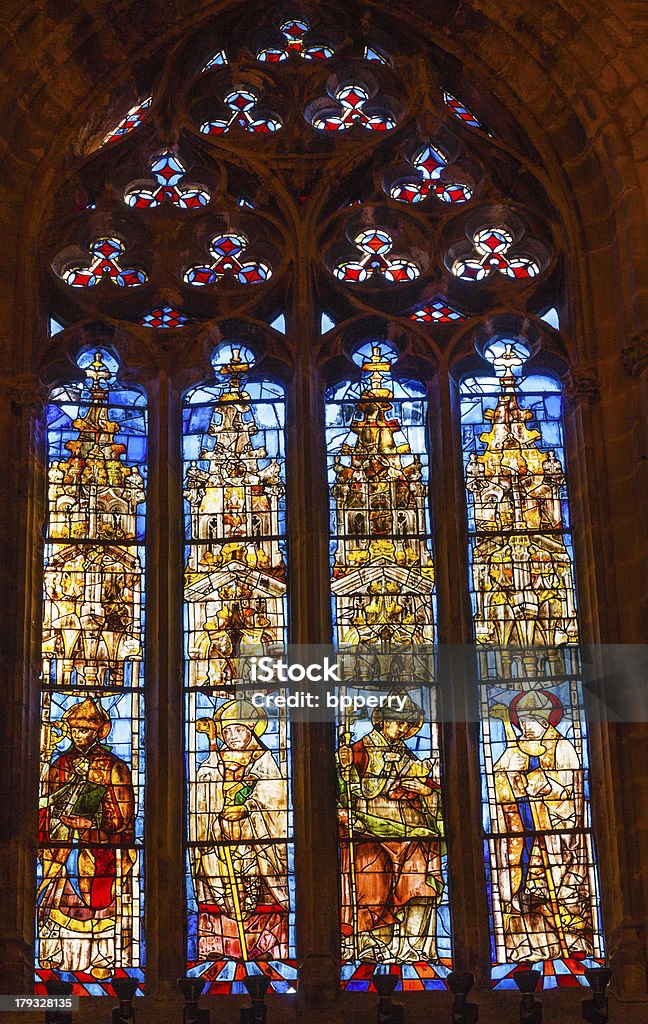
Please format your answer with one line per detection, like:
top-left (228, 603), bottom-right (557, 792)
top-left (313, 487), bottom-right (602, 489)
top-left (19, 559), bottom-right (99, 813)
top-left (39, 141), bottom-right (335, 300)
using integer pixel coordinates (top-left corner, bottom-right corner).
top-left (70, 725), bottom-right (98, 751)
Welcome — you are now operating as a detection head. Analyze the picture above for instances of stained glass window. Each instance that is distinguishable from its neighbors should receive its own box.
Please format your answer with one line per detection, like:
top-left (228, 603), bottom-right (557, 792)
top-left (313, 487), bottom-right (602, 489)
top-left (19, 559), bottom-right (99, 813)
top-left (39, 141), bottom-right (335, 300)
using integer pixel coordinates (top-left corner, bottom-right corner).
top-left (408, 299), bottom-right (467, 323)
top-left (185, 234), bottom-right (272, 287)
top-left (334, 230), bottom-right (419, 284)
top-left (202, 49), bottom-right (228, 71)
top-left (541, 307), bottom-right (560, 329)
top-left (139, 305), bottom-right (192, 329)
top-left (124, 153), bottom-right (210, 209)
top-left (363, 45), bottom-right (391, 65)
top-left (256, 17), bottom-right (334, 62)
top-left (101, 97), bottom-right (152, 145)
top-left (32, 14), bottom-right (612, 1005)
top-left (443, 91), bottom-right (482, 131)
top-left (327, 343), bottom-right (451, 991)
top-left (183, 345), bottom-right (296, 994)
top-left (49, 315), bottom-right (66, 336)
top-left (388, 143), bottom-right (473, 205)
top-left (321, 311), bottom-right (336, 333)
top-left (308, 84), bottom-right (396, 132)
top-left (60, 238), bottom-right (147, 289)
top-left (38, 349), bottom-right (146, 996)
top-left (460, 341), bottom-right (604, 988)
top-left (200, 89), bottom-right (283, 135)
top-left (449, 227), bottom-right (540, 282)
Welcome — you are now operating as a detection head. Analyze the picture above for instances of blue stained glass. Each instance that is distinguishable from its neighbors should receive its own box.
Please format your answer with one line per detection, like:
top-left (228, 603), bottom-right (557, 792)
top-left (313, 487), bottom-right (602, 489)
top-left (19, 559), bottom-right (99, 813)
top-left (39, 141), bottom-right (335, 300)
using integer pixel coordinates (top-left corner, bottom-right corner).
top-left (49, 315), bottom-right (65, 336)
top-left (38, 348), bottom-right (146, 996)
top-left (327, 343), bottom-right (450, 990)
top-left (202, 49), bottom-right (228, 71)
top-left (461, 344), bottom-right (604, 985)
top-left (443, 91), bottom-right (484, 131)
top-left (363, 44), bottom-right (390, 65)
top-left (540, 307), bottom-right (560, 329)
top-left (408, 299), bottom-right (467, 322)
top-left (321, 311), bottom-right (336, 333)
top-left (269, 312), bottom-right (286, 333)
top-left (102, 96), bottom-right (152, 145)
top-left (183, 345), bottom-right (294, 993)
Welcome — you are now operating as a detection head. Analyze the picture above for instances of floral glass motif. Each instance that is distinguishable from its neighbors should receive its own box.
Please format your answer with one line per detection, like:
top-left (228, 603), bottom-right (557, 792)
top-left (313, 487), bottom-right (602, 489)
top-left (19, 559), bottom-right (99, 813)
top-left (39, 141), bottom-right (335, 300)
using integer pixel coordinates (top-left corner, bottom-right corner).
top-left (101, 97), bottom-right (152, 145)
top-left (334, 229), bottom-right (419, 284)
top-left (124, 153), bottom-right (210, 209)
top-left (461, 342), bottom-right (604, 988)
top-left (200, 88), bottom-right (282, 135)
top-left (61, 238), bottom-right (147, 289)
top-left (183, 346), bottom-right (296, 994)
top-left (450, 227), bottom-right (540, 282)
top-left (139, 305), bottom-right (192, 328)
top-left (327, 343), bottom-right (451, 991)
top-left (38, 349), bottom-right (146, 996)
top-left (310, 84), bottom-right (396, 132)
top-left (409, 299), bottom-right (467, 323)
top-left (256, 18), bottom-right (334, 61)
top-left (389, 143), bottom-right (473, 205)
top-left (185, 233), bottom-right (271, 286)
top-left (202, 49), bottom-right (228, 71)
top-left (443, 91), bottom-right (482, 131)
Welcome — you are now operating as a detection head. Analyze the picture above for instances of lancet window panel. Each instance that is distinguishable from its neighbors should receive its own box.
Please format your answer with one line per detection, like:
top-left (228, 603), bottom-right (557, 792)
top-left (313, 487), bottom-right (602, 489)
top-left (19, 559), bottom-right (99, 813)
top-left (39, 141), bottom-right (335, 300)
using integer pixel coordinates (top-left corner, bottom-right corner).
top-left (327, 346), bottom-right (436, 647)
top-left (37, 349), bottom-right (146, 996)
top-left (182, 344), bottom-right (295, 994)
top-left (460, 342), bottom-right (604, 989)
top-left (326, 342), bottom-right (450, 991)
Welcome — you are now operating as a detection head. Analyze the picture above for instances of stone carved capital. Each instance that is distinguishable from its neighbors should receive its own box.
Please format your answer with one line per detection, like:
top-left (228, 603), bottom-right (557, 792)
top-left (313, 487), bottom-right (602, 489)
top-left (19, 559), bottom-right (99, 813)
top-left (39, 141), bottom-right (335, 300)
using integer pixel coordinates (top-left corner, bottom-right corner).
top-left (561, 364), bottom-right (600, 405)
top-left (0, 374), bottom-right (48, 413)
top-left (622, 330), bottom-right (648, 378)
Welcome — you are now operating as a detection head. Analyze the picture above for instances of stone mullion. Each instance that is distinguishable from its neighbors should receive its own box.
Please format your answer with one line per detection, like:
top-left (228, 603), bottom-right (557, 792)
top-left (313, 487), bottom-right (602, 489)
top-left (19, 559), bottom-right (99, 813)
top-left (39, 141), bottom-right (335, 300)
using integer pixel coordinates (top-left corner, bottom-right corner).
top-left (622, 331), bottom-right (648, 567)
top-left (0, 378), bottom-right (47, 994)
top-left (430, 367), bottom-right (493, 984)
top-left (285, 284), bottom-right (340, 1005)
top-left (144, 371), bottom-right (186, 1006)
top-left (565, 351), bottom-right (648, 1002)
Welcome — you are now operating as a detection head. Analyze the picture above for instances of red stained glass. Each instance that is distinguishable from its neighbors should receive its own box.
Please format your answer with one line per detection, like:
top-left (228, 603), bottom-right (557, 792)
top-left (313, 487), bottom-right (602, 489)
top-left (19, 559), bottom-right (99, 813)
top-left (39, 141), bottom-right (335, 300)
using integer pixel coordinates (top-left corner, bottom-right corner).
top-left (363, 44), bottom-right (390, 65)
top-left (139, 305), bottom-right (192, 328)
top-left (202, 49), bottom-right (228, 71)
top-left (101, 97), bottom-right (152, 146)
top-left (443, 91), bottom-right (482, 131)
top-left (450, 226), bottom-right (540, 282)
top-left (409, 299), bottom-right (468, 323)
top-left (125, 153), bottom-right (210, 209)
top-left (185, 233), bottom-right (272, 286)
top-left (200, 88), bottom-right (282, 135)
top-left (334, 229), bottom-right (419, 284)
top-left (257, 17), bottom-right (334, 62)
top-left (61, 238), bottom-right (147, 289)
top-left (310, 83), bottom-right (397, 132)
top-left (389, 143), bottom-right (473, 206)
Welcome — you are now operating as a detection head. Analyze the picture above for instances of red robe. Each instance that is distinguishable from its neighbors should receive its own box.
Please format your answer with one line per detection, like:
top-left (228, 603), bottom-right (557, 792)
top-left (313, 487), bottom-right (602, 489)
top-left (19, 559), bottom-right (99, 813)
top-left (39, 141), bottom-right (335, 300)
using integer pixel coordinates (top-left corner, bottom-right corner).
top-left (339, 734), bottom-right (442, 937)
top-left (39, 743), bottom-right (135, 925)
